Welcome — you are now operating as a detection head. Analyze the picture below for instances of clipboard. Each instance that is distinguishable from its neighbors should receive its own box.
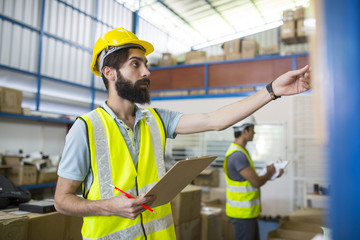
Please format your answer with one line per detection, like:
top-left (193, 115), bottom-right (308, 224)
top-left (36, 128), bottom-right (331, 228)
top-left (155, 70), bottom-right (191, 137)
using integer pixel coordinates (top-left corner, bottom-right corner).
top-left (145, 155), bottom-right (217, 208)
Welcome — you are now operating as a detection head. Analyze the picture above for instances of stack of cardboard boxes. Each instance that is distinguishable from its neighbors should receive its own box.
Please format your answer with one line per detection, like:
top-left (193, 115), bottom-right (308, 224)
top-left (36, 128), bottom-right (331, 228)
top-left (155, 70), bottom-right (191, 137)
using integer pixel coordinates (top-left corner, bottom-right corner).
top-left (171, 184), bottom-right (235, 240)
top-left (171, 185), bottom-right (202, 240)
top-left (1, 155), bottom-right (59, 186)
top-left (281, 7), bottom-right (307, 43)
top-left (223, 38), bottom-right (259, 60)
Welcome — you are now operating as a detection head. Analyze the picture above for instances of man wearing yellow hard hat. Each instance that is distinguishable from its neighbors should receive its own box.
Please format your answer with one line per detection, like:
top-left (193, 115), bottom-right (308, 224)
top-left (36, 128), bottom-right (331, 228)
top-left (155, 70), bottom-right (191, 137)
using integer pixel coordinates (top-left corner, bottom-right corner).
top-left (54, 27), bottom-right (310, 240)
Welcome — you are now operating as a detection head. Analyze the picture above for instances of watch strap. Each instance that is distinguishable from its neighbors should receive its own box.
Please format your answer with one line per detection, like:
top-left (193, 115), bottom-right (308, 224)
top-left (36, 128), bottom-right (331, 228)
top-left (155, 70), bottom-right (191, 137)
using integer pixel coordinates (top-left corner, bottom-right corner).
top-left (266, 81), bottom-right (281, 100)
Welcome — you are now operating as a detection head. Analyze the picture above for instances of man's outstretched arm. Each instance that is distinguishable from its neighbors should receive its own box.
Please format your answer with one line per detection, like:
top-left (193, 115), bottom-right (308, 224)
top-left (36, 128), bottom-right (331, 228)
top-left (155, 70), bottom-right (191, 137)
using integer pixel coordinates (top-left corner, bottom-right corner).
top-left (175, 65), bottom-right (311, 134)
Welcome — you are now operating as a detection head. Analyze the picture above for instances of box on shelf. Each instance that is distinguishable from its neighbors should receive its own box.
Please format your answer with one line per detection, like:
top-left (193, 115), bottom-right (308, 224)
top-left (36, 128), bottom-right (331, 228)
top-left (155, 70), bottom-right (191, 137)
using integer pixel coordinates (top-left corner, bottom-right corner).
top-left (297, 19), bottom-right (306, 37)
top-left (174, 217), bottom-right (201, 240)
top-left (294, 7), bottom-right (306, 20)
top-left (207, 55), bottom-right (225, 62)
top-left (282, 9), bottom-right (294, 22)
top-left (223, 39), bottom-right (241, 54)
top-left (3, 155), bottom-right (23, 166)
top-left (37, 167), bottom-right (58, 184)
top-left (171, 184), bottom-right (202, 225)
top-left (225, 52), bottom-right (242, 61)
top-left (201, 206), bottom-right (222, 240)
top-left (160, 53), bottom-right (176, 66)
top-left (261, 45), bottom-right (280, 55)
top-left (241, 39), bottom-right (259, 59)
top-left (281, 21), bottom-right (296, 39)
top-left (185, 51), bottom-right (207, 64)
top-left (193, 168), bottom-right (219, 187)
top-left (0, 87), bottom-right (23, 114)
top-left (6, 165), bottom-right (37, 185)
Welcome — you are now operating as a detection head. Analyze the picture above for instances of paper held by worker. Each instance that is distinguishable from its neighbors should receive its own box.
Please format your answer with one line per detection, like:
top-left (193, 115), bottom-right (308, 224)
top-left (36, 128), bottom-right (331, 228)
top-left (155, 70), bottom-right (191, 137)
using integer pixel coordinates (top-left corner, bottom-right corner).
top-left (269, 160), bottom-right (289, 180)
top-left (144, 156), bottom-right (217, 208)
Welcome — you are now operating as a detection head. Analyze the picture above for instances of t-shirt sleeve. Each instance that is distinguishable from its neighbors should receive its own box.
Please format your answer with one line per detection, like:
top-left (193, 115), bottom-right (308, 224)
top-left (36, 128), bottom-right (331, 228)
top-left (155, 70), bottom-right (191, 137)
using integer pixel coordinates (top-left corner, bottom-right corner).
top-left (226, 151), bottom-right (250, 181)
top-left (154, 108), bottom-right (183, 139)
top-left (57, 118), bottom-right (90, 181)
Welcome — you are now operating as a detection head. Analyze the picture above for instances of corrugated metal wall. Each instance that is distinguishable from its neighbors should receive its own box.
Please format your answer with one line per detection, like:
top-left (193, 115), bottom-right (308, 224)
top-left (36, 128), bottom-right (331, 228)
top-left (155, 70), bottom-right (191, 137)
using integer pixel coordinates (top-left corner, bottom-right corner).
top-left (0, 0), bottom-right (192, 115)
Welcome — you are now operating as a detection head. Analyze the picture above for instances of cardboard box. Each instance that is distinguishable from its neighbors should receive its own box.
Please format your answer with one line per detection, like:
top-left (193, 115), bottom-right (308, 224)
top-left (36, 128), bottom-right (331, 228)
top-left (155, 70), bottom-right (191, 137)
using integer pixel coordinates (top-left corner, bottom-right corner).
top-left (261, 45), bottom-right (280, 55)
top-left (282, 10), bottom-right (294, 21)
top-left (278, 221), bottom-right (323, 233)
top-left (297, 19), bottom-right (306, 37)
top-left (37, 167), bottom-right (58, 184)
top-left (294, 7), bottom-right (306, 20)
top-left (1, 210), bottom-right (83, 240)
top-left (175, 217), bottom-right (201, 240)
top-left (281, 21), bottom-right (296, 39)
top-left (225, 52), bottom-right (242, 61)
top-left (6, 165), bottom-right (37, 185)
top-left (268, 227), bottom-right (320, 240)
top-left (160, 53), bottom-right (176, 66)
top-left (185, 51), bottom-right (207, 64)
top-left (207, 55), bottom-right (225, 62)
top-left (223, 39), bottom-right (241, 54)
top-left (0, 165), bottom-right (11, 175)
top-left (3, 156), bottom-right (23, 166)
top-left (171, 185), bottom-right (202, 224)
top-left (0, 87), bottom-right (23, 114)
top-left (0, 212), bottom-right (28, 240)
top-left (201, 207), bottom-right (222, 240)
top-left (194, 168), bottom-right (219, 187)
top-left (241, 39), bottom-right (259, 59)
top-left (281, 208), bottom-right (325, 225)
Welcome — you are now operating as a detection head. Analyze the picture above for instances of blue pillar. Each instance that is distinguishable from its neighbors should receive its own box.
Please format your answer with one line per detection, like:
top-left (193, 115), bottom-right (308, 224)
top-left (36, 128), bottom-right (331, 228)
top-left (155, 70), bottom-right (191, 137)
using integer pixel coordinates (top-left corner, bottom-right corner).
top-left (323, 1), bottom-right (360, 239)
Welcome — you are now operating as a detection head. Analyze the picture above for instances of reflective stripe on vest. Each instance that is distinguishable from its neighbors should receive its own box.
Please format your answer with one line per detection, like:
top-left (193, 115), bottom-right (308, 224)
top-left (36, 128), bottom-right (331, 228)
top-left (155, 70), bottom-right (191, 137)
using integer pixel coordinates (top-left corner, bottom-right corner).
top-left (223, 143), bottom-right (261, 219)
top-left (80, 107), bottom-right (175, 240)
top-left (83, 213), bottom-right (174, 240)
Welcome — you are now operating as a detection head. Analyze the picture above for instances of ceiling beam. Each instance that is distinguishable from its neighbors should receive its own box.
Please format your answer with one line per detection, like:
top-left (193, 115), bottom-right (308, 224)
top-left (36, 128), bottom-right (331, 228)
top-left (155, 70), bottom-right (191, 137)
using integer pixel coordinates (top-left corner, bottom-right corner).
top-left (203, 0), bottom-right (237, 32)
top-left (249, 0), bottom-right (266, 22)
top-left (156, 0), bottom-right (209, 41)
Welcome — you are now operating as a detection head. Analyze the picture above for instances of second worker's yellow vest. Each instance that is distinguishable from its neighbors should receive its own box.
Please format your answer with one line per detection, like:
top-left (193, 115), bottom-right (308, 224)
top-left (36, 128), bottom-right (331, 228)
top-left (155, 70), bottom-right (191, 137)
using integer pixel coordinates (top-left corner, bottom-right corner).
top-left (79, 107), bottom-right (176, 240)
top-left (223, 143), bottom-right (261, 219)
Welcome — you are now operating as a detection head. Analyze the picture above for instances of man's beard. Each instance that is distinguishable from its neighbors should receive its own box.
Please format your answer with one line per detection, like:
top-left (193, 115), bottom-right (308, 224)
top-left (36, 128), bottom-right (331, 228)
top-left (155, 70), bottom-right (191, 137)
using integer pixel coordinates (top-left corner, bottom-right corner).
top-left (115, 70), bottom-right (151, 104)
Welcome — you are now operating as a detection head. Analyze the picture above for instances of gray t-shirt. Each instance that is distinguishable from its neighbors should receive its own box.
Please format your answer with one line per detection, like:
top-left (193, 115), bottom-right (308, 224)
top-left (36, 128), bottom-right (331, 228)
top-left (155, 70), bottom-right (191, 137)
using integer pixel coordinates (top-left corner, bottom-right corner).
top-left (57, 103), bottom-right (183, 184)
top-left (226, 151), bottom-right (250, 181)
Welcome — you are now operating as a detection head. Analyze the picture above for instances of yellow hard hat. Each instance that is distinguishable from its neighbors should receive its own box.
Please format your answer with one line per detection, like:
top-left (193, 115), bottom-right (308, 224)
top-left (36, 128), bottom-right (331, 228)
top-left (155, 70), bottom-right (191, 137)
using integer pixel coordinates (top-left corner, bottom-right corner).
top-left (90, 27), bottom-right (154, 76)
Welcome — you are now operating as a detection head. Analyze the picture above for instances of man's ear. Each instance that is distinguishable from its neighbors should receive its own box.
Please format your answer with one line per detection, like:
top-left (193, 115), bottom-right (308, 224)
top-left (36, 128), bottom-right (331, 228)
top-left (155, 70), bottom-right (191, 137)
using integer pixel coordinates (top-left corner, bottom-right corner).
top-left (102, 66), bottom-right (116, 81)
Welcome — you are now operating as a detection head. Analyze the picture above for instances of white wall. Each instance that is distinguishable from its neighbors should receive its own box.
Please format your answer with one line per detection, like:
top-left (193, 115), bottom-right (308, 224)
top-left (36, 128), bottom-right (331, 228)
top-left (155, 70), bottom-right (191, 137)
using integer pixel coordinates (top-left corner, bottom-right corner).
top-left (0, 118), bottom-right (67, 158)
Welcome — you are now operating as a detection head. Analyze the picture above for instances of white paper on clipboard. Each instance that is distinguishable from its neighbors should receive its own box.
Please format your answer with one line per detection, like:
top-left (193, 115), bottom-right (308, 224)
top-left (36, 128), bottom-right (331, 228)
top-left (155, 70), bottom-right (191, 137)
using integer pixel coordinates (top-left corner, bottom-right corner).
top-left (144, 156), bottom-right (217, 208)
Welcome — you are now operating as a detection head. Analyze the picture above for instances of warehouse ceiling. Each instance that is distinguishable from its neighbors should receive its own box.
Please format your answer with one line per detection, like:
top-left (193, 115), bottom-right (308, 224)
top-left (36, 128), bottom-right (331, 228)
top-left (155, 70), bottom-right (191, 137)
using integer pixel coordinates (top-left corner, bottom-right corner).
top-left (117, 0), bottom-right (310, 49)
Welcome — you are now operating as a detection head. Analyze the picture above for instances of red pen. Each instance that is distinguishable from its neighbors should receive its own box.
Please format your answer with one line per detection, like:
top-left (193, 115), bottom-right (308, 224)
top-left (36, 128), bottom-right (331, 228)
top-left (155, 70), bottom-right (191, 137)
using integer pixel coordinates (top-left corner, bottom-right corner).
top-left (110, 184), bottom-right (156, 214)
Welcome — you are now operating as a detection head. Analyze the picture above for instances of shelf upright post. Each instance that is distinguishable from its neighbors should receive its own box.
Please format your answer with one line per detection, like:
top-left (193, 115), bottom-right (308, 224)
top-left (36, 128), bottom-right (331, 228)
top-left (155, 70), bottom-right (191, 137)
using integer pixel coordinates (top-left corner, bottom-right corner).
top-left (90, 0), bottom-right (100, 111)
top-left (324, 0), bottom-right (360, 239)
top-left (204, 64), bottom-right (209, 95)
top-left (35, 0), bottom-right (47, 111)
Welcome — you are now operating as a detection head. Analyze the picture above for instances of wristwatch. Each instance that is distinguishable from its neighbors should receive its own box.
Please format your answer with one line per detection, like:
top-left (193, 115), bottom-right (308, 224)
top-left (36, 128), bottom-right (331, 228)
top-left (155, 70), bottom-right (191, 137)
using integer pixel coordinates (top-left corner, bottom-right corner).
top-left (266, 81), bottom-right (281, 100)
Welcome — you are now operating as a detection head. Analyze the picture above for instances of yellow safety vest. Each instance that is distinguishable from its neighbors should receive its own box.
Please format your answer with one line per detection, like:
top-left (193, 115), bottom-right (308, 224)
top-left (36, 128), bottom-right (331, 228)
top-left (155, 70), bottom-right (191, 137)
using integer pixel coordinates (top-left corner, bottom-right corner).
top-left (223, 143), bottom-right (261, 219)
top-left (79, 107), bottom-right (176, 240)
